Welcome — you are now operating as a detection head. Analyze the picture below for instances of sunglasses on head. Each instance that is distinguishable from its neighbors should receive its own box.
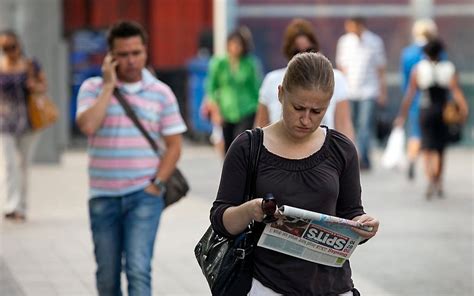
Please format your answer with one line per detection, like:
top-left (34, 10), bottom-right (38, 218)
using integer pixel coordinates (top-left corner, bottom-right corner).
top-left (261, 194), bottom-right (278, 224)
top-left (291, 47), bottom-right (317, 57)
top-left (2, 44), bottom-right (17, 52)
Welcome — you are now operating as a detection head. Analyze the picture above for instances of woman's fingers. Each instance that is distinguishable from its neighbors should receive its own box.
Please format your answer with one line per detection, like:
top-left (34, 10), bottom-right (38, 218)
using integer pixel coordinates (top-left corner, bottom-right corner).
top-left (248, 198), bottom-right (265, 222)
top-left (352, 215), bottom-right (379, 238)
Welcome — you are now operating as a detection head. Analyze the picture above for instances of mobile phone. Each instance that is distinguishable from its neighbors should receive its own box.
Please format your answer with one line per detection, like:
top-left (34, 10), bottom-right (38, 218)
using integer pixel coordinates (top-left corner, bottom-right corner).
top-left (107, 53), bottom-right (119, 72)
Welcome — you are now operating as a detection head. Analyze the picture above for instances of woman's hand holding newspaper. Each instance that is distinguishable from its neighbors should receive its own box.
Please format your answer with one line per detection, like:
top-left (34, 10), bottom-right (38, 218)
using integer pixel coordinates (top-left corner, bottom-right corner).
top-left (351, 214), bottom-right (379, 239)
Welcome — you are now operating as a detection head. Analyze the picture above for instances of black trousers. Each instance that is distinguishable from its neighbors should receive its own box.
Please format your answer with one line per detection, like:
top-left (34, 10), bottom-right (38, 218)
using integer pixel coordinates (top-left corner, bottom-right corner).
top-left (222, 113), bottom-right (256, 153)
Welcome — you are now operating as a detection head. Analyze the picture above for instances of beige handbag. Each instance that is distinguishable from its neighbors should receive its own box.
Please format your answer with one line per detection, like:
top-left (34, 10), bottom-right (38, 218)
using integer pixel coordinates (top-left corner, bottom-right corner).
top-left (443, 101), bottom-right (462, 125)
top-left (26, 60), bottom-right (58, 130)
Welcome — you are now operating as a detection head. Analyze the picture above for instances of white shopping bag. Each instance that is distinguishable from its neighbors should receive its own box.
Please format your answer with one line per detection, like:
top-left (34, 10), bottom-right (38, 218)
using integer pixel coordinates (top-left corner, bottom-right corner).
top-left (381, 127), bottom-right (406, 169)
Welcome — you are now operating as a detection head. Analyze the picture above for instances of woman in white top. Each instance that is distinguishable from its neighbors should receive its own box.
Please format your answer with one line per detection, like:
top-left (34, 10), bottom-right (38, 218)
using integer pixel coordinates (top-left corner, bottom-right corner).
top-left (396, 39), bottom-right (468, 198)
top-left (254, 19), bottom-right (355, 143)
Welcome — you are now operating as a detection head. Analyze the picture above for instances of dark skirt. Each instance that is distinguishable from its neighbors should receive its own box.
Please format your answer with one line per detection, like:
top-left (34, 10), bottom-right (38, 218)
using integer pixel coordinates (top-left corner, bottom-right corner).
top-left (419, 107), bottom-right (448, 152)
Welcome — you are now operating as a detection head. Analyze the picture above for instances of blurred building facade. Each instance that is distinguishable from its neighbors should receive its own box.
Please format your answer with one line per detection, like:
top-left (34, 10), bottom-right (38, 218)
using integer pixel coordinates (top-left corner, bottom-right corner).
top-left (64, 0), bottom-right (213, 69)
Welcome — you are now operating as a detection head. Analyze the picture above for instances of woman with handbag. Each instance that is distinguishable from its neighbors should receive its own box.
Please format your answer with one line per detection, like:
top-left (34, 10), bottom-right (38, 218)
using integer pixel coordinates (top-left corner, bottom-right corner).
top-left (0, 30), bottom-right (47, 221)
top-left (395, 39), bottom-right (469, 198)
top-left (400, 19), bottom-right (441, 180)
top-left (210, 52), bottom-right (379, 295)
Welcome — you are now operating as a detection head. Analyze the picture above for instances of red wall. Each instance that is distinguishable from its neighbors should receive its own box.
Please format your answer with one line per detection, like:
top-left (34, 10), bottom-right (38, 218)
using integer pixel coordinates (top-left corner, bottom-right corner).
top-left (63, 0), bottom-right (89, 30)
top-left (149, 0), bottom-right (213, 69)
top-left (63, 0), bottom-right (212, 69)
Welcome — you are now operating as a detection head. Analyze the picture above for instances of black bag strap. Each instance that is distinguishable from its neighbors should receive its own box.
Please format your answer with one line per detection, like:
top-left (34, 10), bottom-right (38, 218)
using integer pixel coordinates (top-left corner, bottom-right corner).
top-left (113, 88), bottom-right (159, 154)
top-left (244, 128), bottom-right (263, 203)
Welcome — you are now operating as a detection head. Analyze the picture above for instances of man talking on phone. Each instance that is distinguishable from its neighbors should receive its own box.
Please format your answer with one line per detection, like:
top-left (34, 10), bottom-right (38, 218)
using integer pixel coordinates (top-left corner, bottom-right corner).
top-left (76, 21), bottom-right (186, 296)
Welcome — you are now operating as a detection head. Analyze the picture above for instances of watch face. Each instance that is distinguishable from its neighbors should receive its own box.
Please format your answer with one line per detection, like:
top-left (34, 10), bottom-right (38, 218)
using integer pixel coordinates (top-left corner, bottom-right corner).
top-left (153, 179), bottom-right (166, 191)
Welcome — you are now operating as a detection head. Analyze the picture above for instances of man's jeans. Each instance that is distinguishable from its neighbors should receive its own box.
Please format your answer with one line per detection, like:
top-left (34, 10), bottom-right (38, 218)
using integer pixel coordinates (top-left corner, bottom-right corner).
top-left (89, 189), bottom-right (164, 296)
top-left (350, 99), bottom-right (376, 168)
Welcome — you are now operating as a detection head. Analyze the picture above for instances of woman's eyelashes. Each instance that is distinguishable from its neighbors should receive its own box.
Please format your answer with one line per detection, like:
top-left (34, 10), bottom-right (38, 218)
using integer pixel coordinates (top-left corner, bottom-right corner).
top-left (293, 105), bottom-right (322, 114)
top-left (293, 105), bottom-right (305, 111)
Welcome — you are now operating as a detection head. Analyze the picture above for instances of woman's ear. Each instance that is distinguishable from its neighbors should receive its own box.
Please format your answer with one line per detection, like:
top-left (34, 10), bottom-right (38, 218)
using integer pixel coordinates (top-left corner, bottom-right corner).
top-left (278, 85), bottom-right (283, 103)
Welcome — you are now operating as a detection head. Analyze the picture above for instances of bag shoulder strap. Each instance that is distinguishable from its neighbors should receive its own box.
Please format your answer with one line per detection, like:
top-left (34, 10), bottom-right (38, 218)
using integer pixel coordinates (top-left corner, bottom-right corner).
top-left (113, 88), bottom-right (159, 153)
top-left (26, 58), bottom-right (40, 80)
top-left (244, 128), bottom-right (263, 203)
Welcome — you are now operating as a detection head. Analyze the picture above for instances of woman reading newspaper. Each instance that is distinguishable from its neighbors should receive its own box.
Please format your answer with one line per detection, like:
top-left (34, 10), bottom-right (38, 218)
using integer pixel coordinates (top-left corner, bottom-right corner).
top-left (210, 52), bottom-right (379, 296)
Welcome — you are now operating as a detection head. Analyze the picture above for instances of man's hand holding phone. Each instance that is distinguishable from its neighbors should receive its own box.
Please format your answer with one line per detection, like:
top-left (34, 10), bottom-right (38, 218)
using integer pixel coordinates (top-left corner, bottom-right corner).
top-left (76, 54), bottom-right (119, 135)
top-left (102, 54), bottom-right (118, 88)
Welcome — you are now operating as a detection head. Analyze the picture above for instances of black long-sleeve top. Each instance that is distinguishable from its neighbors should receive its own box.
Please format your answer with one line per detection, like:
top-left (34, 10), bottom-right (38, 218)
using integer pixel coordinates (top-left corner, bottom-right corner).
top-left (210, 127), bottom-right (365, 296)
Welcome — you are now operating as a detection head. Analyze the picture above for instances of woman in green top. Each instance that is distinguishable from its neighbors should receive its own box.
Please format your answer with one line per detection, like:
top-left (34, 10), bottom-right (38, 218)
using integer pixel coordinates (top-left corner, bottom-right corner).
top-left (205, 28), bottom-right (262, 153)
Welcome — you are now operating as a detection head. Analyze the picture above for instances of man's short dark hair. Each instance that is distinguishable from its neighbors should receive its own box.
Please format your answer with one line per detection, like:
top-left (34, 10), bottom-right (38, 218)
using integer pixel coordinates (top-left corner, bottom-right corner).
top-left (107, 21), bottom-right (148, 50)
top-left (348, 16), bottom-right (366, 26)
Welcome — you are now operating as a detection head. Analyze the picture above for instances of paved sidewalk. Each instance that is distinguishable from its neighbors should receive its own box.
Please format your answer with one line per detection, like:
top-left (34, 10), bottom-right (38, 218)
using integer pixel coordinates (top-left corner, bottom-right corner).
top-left (1, 143), bottom-right (473, 295)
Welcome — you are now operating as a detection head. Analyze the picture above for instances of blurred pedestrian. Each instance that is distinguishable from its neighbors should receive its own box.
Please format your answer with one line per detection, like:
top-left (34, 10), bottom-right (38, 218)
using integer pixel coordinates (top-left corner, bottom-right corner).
top-left (76, 21), bottom-right (187, 295)
top-left (255, 18), bottom-right (355, 142)
top-left (200, 100), bottom-right (225, 157)
top-left (336, 16), bottom-right (387, 170)
top-left (204, 27), bottom-right (262, 153)
top-left (211, 52), bottom-right (379, 295)
top-left (0, 30), bottom-right (46, 222)
top-left (400, 19), bottom-right (440, 180)
top-left (395, 39), bottom-right (468, 198)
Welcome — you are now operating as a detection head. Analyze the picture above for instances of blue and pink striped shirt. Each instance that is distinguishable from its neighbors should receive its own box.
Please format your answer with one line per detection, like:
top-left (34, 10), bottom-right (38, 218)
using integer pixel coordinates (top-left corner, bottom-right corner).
top-left (77, 69), bottom-right (187, 198)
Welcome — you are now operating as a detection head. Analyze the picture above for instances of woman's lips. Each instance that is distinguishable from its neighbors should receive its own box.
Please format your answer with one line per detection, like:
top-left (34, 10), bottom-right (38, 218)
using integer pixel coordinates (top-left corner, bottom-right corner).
top-left (296, 126), bottom-right (311, 132)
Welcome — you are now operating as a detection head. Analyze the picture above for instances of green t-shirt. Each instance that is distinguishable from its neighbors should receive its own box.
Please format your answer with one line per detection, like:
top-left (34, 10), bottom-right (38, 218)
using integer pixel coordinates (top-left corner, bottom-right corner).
top-left (206, 55), bottom-right (261, 123)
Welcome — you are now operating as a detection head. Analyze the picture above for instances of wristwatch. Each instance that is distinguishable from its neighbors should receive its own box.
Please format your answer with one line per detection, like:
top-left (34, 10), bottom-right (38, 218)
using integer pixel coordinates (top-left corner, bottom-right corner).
top-left (151, 177), bottom-right (167, 195)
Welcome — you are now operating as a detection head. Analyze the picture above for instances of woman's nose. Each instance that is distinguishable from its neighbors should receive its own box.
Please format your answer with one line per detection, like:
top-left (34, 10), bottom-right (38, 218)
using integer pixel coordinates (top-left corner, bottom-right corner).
top-left (300, 110), bottom-right (311, 125)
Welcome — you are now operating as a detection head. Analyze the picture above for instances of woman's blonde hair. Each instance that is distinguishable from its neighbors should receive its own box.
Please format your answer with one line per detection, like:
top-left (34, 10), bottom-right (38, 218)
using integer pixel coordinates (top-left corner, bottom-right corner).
top-left (282, 52), bottom-right (334, 98)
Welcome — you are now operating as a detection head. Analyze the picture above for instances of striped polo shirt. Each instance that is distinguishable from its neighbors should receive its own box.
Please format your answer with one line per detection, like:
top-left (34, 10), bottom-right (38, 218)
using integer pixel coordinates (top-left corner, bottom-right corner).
top-left (76, 69), bottom-right (187, 198)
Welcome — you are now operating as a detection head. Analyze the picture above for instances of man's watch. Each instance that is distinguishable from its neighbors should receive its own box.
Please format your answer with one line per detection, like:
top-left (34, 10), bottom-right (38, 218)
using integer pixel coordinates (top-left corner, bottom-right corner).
top-left (151, 177), bottom-right (167, 194)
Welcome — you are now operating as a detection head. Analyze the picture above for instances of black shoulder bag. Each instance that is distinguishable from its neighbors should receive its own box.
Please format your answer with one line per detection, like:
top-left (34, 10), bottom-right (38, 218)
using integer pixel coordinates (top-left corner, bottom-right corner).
top-left (194, 128), bottom-right (263, 296)
top-left (113, 88), bottom-right (189, 208)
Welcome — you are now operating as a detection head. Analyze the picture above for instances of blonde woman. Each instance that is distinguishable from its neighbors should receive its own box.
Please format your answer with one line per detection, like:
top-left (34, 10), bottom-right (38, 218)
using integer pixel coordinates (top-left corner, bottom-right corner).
top-left (211, 53), bottom-right (379, 295)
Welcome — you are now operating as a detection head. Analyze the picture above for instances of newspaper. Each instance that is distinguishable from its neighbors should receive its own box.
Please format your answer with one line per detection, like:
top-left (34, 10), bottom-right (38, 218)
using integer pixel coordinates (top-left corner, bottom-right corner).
top-left (257, 206), bottom-right (367, 267)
